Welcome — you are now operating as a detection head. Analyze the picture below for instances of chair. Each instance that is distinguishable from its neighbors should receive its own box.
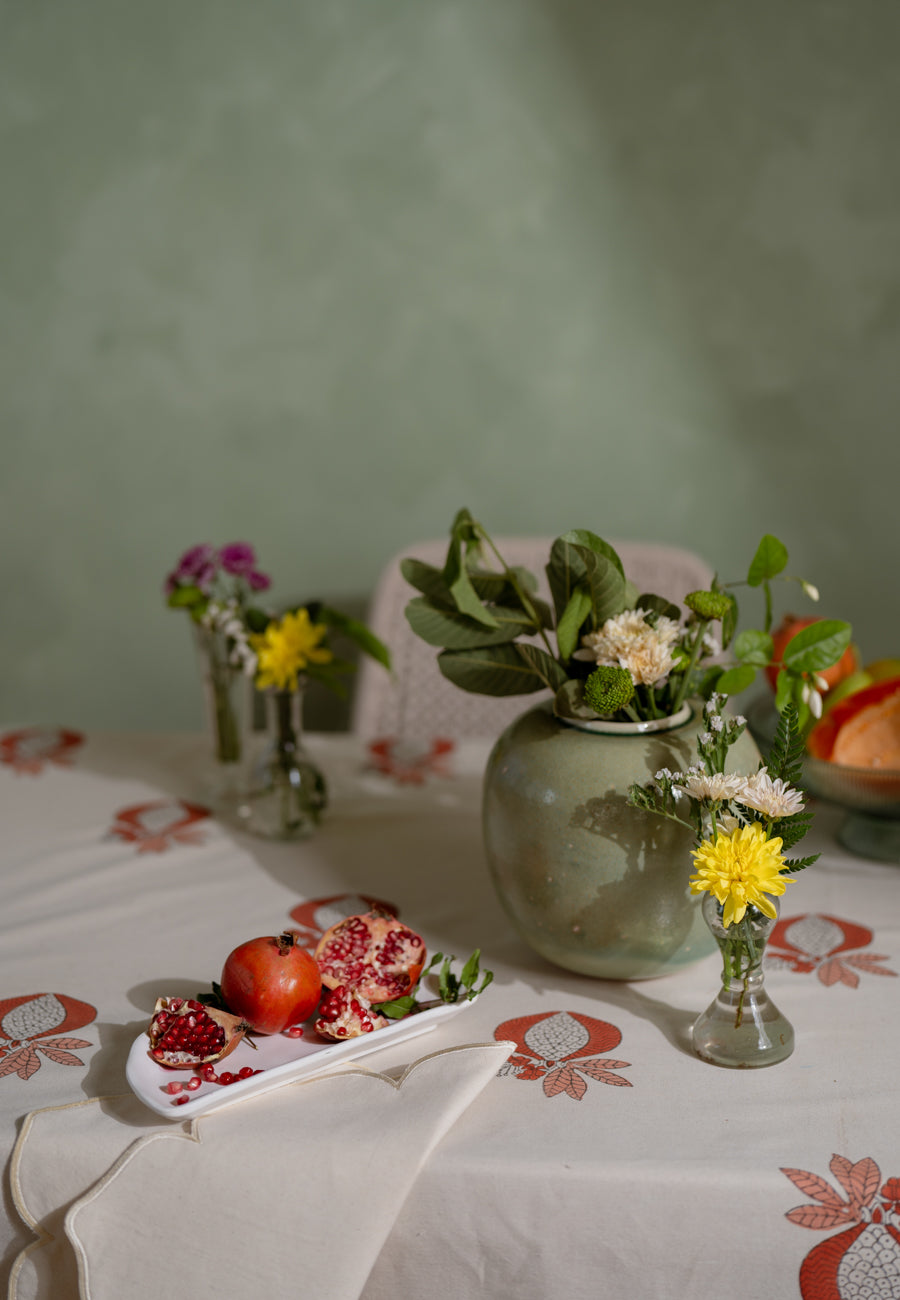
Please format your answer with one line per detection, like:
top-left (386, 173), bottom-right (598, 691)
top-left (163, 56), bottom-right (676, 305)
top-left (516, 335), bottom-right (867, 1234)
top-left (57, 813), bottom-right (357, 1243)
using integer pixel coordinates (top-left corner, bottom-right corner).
top-left (351, 537), bottom-right (714, 744)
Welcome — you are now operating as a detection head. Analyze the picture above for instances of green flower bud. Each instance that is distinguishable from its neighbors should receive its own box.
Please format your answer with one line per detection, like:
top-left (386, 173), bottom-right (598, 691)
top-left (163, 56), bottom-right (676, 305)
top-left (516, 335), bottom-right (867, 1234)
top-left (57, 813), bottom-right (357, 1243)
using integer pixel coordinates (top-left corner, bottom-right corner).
top-left (583, 666), bottom-right (635, 716)
top-left (684, 590), bottom-right (732, 621)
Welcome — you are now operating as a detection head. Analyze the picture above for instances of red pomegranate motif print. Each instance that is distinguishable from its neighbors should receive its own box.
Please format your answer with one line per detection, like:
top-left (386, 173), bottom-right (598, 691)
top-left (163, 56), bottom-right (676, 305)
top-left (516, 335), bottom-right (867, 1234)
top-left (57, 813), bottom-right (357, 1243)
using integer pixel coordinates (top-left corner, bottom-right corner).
top-left (0, 727), bottom-right (84, 774)
top-left (768, 914), bottom-right (896, 987)
top-left (366, 737), bottom-right (454, 784)
top-left (107, 800), bottom-right (210, 853)
top-left (783, 1155), bottom-right (900, 1298)
top-left (288, 893), bottom-right (398, 951)
top-left (495, 1011), bottom-right (632, 1099)
top-left (0, 993), bottom-right (96, 1081)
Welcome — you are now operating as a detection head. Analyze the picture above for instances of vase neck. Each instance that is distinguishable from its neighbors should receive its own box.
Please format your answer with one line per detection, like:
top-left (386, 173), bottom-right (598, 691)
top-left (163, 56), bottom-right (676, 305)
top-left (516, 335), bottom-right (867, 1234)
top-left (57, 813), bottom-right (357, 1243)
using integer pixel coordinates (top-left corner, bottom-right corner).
top-left (264, 687), bottom-right (306, 753)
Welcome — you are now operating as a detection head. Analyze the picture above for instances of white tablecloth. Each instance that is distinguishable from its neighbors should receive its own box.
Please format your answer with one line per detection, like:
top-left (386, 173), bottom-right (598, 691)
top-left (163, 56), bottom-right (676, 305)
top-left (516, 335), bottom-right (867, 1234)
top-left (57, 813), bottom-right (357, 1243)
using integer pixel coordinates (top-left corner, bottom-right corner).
top-left (1, 725), bottom-right (899, 1299)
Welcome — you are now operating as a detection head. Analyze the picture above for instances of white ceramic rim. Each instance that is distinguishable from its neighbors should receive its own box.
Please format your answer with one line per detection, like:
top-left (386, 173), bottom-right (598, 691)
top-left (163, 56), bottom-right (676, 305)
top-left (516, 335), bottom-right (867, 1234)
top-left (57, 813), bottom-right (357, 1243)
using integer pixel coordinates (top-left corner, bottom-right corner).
top-left (557, 701), bottom-right (694, 735)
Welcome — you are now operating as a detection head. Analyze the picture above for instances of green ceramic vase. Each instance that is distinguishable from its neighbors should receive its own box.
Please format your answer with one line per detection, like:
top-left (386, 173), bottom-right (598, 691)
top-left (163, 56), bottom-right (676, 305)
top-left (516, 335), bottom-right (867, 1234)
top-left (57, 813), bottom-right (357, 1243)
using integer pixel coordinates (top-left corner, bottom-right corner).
top-left (482, 700), bottom-right (761, 980)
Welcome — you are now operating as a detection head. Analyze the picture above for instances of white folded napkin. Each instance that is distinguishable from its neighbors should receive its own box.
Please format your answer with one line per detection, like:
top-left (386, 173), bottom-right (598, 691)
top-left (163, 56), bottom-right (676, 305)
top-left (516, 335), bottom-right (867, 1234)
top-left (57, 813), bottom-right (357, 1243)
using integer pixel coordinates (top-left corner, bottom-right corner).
top-left (10, 1041), bottom-right (511, 1300)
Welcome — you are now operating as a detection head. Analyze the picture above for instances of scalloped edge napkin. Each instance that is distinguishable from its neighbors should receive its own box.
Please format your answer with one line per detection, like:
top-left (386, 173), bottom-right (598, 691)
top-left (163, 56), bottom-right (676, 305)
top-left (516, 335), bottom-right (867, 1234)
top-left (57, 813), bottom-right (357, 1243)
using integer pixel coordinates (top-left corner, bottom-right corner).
top-left (10, 1041), bottom-right (512, 1300)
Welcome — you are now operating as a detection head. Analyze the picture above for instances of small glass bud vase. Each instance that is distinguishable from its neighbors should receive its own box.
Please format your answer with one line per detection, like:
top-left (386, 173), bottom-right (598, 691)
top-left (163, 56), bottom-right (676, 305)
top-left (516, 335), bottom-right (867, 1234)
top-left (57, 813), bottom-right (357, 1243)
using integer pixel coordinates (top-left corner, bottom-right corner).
top-left (691, 893), bottom-right (794, 1068)
top-left (238, 685), bottom-right (327, 840)
top-left (192, 622), bottom-right (250, 811)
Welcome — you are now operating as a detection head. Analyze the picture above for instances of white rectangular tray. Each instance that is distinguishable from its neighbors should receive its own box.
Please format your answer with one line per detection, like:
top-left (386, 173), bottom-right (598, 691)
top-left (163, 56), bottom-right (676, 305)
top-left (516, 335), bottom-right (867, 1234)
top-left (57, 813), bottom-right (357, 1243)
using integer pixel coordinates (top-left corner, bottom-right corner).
top-left (127, 999), bottom-right (473, 1120)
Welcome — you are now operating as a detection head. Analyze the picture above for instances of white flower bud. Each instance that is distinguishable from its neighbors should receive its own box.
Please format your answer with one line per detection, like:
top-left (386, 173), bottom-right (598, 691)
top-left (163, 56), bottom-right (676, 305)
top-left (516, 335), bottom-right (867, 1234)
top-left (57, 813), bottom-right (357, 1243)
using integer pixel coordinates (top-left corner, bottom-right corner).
top-left (802, 581), bottom-right (820, 602)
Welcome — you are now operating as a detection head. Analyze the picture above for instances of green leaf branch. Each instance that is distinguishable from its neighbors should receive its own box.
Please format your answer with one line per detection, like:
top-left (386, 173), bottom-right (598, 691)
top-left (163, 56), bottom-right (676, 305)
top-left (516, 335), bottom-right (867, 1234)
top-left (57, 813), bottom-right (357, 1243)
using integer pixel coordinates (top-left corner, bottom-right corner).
top-left (373, 949), bottom-right (494, 1020)
top-left (403, 513), bottom-right (852, 726)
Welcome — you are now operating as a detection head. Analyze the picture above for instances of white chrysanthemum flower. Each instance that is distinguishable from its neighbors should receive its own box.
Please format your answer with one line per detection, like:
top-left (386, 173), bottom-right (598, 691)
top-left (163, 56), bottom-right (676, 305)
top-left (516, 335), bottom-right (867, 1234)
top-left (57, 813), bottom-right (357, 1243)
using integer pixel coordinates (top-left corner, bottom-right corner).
top-left (735, 767), bottom-right (805, 818)
top-left (675, 768), bottom-right (746, 802)
top-left (576, 610), bottom-right (683, 687)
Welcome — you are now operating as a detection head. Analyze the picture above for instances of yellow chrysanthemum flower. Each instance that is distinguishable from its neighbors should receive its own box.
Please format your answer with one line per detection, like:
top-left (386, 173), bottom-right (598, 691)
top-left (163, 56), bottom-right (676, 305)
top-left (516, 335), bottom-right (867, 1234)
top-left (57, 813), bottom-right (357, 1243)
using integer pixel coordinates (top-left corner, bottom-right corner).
top-left (689, 822), bottom-right (791, 928)
top-left (251, 608), bottom-right (334, 692)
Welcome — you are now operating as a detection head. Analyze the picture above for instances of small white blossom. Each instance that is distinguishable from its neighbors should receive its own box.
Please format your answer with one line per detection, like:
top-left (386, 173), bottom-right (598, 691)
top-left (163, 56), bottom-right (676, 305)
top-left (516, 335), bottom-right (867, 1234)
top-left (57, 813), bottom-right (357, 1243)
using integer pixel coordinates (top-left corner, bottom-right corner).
top-left (735, 767), bottom-right (805, 818)
top-left (675, 769), bottom-right (745, 802)
top-left (802, 581), bottom-right (820, 602)
top-left (708, 713), bottom-right (725, 733)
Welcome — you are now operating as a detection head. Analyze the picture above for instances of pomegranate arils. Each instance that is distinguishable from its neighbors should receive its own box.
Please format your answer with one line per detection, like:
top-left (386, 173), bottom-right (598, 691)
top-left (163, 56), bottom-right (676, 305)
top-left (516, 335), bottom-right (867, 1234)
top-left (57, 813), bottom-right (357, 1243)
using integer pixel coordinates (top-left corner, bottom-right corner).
top-left (314, 912), bottom-right (426, 1003)
top-left (314, 984), bottom-right (389, 1040)
top-left (147, 997), bottom-right (246, 1068)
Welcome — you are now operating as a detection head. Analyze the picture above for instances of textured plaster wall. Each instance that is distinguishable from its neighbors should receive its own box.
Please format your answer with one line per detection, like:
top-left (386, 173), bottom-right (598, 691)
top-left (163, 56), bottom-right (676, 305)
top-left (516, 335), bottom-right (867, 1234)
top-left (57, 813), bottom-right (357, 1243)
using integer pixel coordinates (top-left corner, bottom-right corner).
top-left (1, 0), bottom-right (898, 731)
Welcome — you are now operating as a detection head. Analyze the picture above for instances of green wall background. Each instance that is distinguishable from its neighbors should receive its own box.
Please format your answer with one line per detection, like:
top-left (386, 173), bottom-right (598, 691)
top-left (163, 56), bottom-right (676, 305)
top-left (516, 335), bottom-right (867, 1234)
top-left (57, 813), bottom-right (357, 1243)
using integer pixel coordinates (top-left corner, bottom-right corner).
top-left (2, 0), bottom-right (898, 732)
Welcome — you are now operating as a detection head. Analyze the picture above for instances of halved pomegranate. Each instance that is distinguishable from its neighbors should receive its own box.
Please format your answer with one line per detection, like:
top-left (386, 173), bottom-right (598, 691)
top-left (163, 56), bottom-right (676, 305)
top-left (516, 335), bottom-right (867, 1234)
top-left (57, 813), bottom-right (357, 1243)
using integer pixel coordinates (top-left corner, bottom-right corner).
top-left (314, 912), bottom-right (426, 1003)
top-left (314, 984), bottom-right (389, 1040)
top-left (148, 997), bottom-right (246, 1068)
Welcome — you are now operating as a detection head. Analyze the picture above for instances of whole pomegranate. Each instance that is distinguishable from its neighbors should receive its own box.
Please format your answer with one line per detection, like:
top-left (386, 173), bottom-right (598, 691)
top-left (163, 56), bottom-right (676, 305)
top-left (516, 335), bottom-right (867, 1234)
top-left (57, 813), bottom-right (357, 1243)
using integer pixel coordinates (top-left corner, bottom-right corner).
top-left (148, 997), bottom-right (246, 1068)
top-left (314, 984), bottom-right (389, 1040)
top-left (314, 911), bottom-right (426, 1003)
top-left (220, 932), bottom-right (322, 1035)
top-left (766, 615), bottom-right (859, 693)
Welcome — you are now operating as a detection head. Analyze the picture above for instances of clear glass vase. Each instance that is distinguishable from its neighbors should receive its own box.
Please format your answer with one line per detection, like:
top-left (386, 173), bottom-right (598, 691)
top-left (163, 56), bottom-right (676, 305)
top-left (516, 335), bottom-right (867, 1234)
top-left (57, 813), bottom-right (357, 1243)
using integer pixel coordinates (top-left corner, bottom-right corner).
top-left (237, 686), bottom-right (327, 840)
top-left (192, 623), bottom-right (250, 811)
top-left (691, 892), bottom-right (794, 1068)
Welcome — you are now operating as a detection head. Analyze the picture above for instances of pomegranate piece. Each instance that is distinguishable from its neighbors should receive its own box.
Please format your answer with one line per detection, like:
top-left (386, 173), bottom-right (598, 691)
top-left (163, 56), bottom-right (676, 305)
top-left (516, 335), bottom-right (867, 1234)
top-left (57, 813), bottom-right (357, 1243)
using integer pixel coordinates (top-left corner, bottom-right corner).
top-left (314, 912), bottom-right (426, 1003)
top-left (314, 984), bottom-right (389, 1041)
top-left (148, 997), bottom-right (246, 1069)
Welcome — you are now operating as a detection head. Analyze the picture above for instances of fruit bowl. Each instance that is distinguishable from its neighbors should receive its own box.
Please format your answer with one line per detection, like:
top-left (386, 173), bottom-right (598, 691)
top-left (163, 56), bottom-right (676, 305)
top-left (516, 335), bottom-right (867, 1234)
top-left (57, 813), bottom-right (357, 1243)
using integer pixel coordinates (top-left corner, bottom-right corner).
top-left (801, 754), bottom-right (900, 863)
top-left (746, 693), bottom-right (900, 862)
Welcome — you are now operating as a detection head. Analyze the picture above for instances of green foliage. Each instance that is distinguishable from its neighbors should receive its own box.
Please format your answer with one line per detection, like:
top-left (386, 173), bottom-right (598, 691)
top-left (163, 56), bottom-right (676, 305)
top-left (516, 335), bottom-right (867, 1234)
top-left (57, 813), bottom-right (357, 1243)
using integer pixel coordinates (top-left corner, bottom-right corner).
top-left (402, 513), bottom-right (852, 723)
top-left (766, 703), bottom-right (806, 787)
top-left (747, 535), bottom-right (789, 586)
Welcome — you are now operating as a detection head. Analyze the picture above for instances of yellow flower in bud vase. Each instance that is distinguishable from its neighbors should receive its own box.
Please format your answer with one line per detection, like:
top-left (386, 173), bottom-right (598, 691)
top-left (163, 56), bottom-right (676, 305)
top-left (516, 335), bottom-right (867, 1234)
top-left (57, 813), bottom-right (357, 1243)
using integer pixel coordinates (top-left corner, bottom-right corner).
top-left (689, 822), bottom-right (791, 928)
top-left (252, 608), bottom-right (334, 692)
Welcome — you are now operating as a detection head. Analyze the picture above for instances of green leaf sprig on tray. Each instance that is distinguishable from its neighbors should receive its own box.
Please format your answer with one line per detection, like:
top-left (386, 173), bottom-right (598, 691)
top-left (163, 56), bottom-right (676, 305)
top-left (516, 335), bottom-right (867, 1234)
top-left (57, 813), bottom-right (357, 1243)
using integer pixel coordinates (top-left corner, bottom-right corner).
top-left (373, 950), bottom-right (494, 1021)
top-left (403, 510), bottom-right (853, 731)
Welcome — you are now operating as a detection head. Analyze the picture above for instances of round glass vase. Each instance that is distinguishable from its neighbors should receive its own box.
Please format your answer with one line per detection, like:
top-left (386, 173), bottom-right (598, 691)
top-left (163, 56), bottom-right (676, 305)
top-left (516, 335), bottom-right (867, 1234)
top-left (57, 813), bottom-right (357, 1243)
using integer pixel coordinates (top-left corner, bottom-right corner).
top-left (691, 892), bottom-right (794, 1068)
top-left (482, 699), bottom-right (761, 980)
top-left (237, 686), bottom-right (327, 840)
top-left (192, 622), bottom-right (250, 811)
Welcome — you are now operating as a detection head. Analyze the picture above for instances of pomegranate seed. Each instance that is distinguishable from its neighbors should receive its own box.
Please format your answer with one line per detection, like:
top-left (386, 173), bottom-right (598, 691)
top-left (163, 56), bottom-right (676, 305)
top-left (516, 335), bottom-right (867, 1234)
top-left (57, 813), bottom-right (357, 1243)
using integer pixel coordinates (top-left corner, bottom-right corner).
top-left (173, 1094), bottom-right (190, 1106)
top-left (285, 1026), bottom-right (303, 1038)
top-left (165, 1080), bottom-right (184, 1094)
top-left (218, 1072), bottom-right (235, 1085)
top-left (238, 1066), bottom-right (255, 1079)
top-left (185, 1076), bottom-right (202, 1091)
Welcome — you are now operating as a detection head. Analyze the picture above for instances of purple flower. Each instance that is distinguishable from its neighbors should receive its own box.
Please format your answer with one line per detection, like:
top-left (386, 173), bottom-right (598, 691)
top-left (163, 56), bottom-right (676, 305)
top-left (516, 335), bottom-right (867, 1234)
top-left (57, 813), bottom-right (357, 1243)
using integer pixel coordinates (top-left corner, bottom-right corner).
top-left (175, 544), bottom-right (217, 577)
top-left (248, 569), bottom-right (272, 591)
top-left (165, 543), bottom-right (219, 595)
top-left (219, 542), bottom-right (257, 576)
